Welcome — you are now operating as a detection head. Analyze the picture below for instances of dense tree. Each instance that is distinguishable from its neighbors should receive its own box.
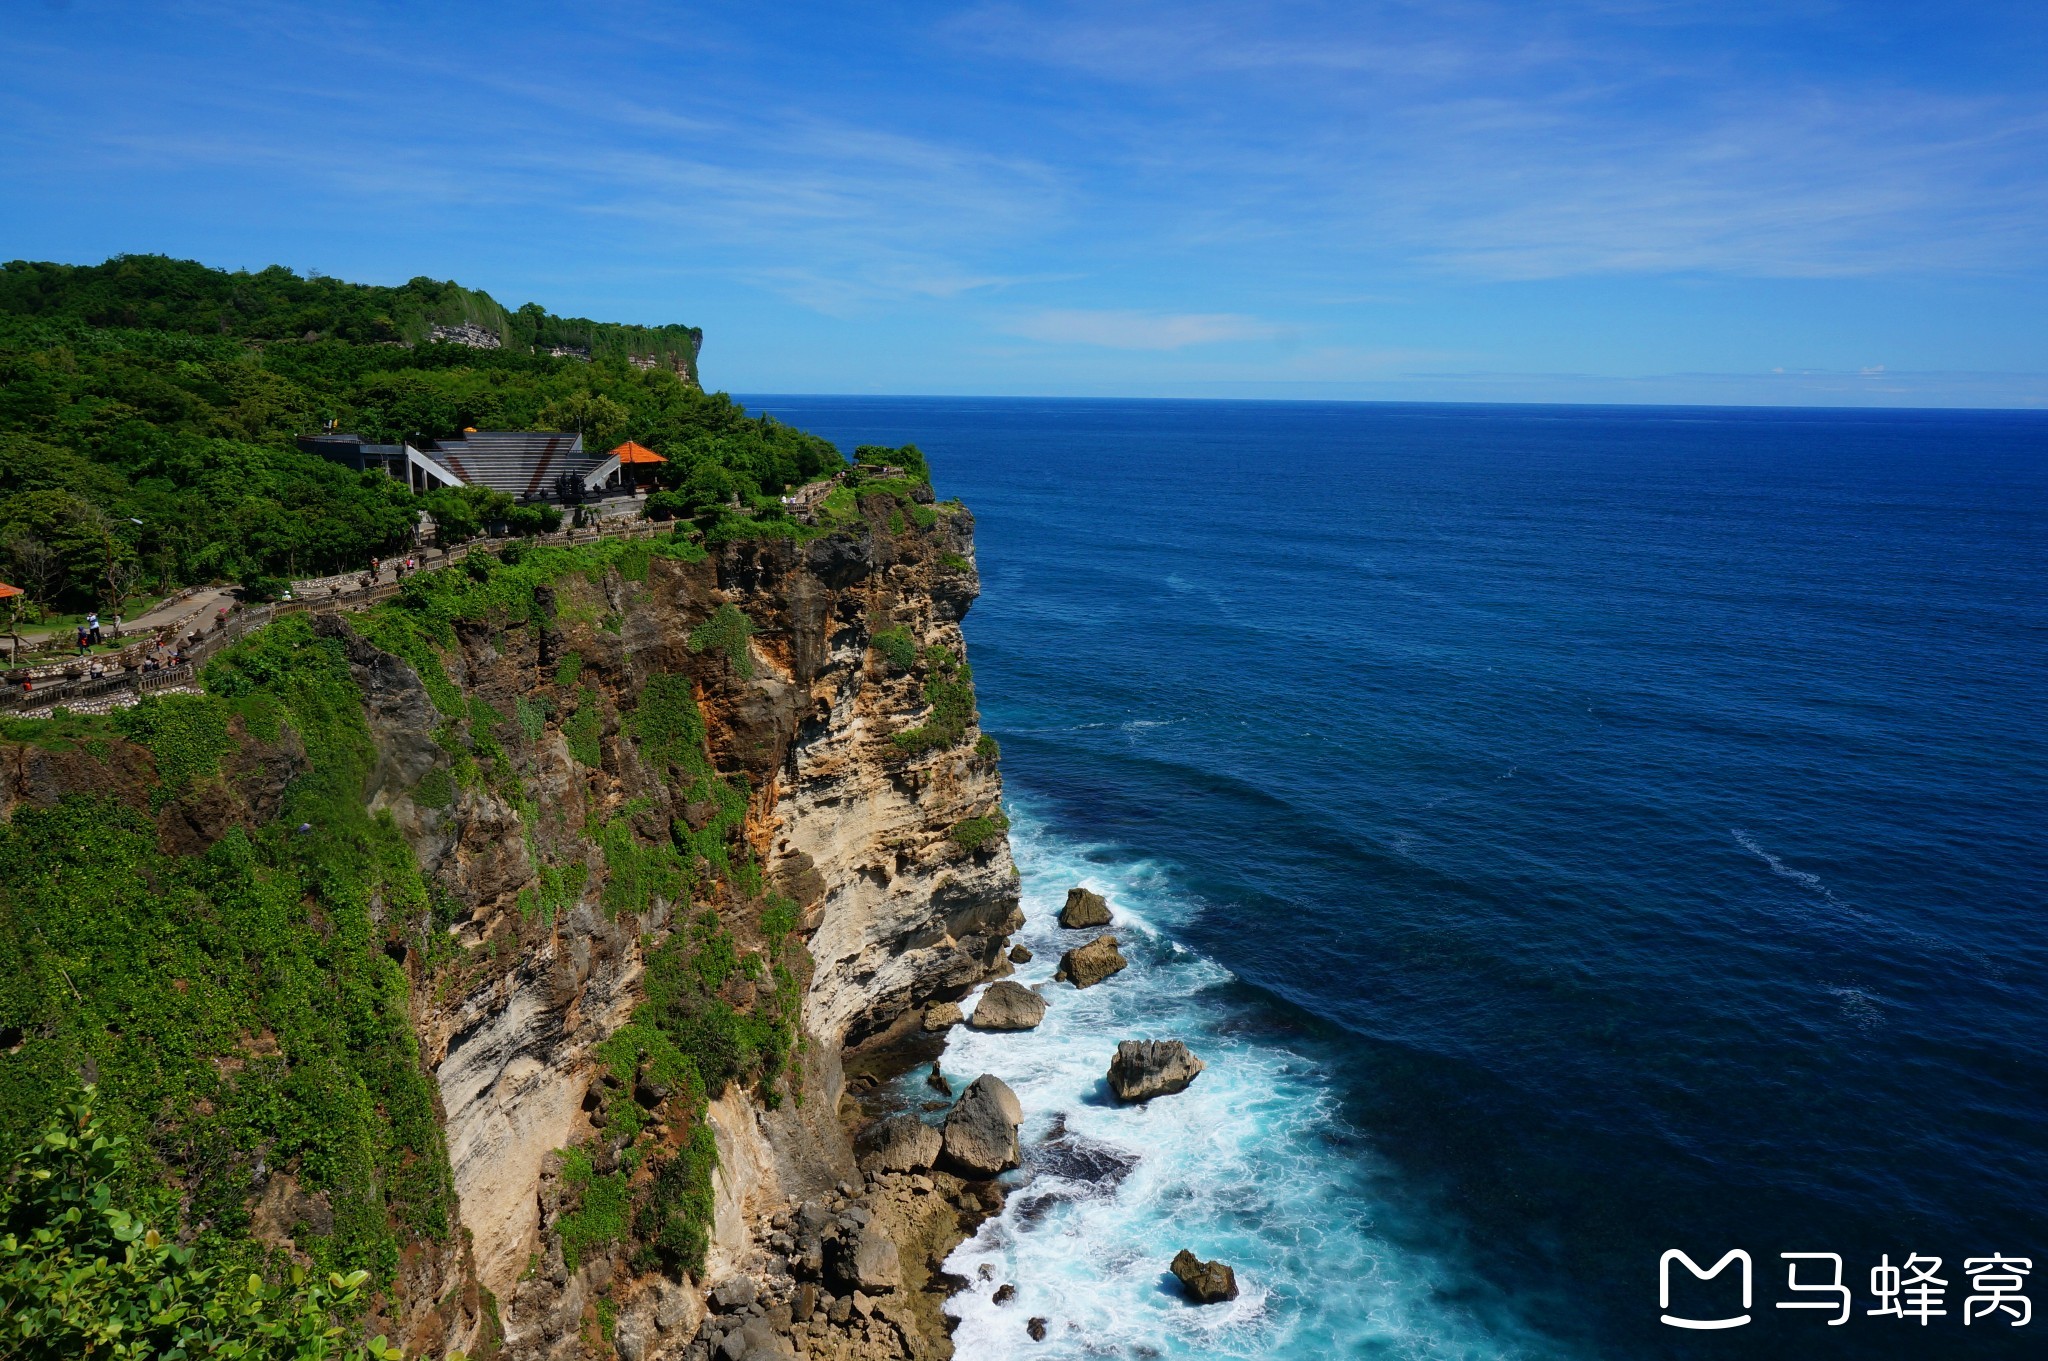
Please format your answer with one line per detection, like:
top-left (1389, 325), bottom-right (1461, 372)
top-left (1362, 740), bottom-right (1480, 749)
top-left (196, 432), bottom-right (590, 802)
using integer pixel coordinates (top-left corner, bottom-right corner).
top-left (0, 255), bottom-right (851, 615)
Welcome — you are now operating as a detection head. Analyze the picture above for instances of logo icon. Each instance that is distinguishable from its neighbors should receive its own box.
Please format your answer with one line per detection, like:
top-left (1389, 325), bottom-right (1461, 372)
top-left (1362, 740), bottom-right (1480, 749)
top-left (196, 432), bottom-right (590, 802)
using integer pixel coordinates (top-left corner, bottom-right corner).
top-left (1661, 1250), bottom-right (1753, 1330)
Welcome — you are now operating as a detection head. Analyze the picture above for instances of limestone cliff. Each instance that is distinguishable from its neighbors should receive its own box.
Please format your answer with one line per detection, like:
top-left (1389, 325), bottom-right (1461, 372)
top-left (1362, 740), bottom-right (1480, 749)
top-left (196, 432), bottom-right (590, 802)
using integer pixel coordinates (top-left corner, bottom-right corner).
top-left (399, 495), bottom-right (1017, 1358)
top-left (0, 488), bottom-right (1016, 1361)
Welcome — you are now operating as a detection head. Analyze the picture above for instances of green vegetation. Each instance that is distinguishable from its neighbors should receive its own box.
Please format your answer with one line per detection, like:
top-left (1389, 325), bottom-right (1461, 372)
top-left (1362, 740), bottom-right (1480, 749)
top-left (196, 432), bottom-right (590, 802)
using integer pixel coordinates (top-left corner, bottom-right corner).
top-left (687, 603), bottom-right (755, 678)
top-left (109, 690), bottom-right (235, 799)
top-left (0, 254), bottom-right (840, 615)
top-left (596, 807), bottom-right (686, 919)
top-left (555, 1148), bottom-right (632, 1273)
top-left (634, 1123), bottom-right (719, 1278)
top-left (564, 686), bottom-right (603, 768)
top-left (0, 1089), bottom-right (417, 1361)
top-left (893, 644), bottom-right (979, 755)
top-left (0, 615), bottom-right (456, 1293)
top-left (975, 733), bottom-right (1001, 761)
top-left (948, 811), bottom-right (1010, 852)
top-left (870, 626), bottom-right (917, 673)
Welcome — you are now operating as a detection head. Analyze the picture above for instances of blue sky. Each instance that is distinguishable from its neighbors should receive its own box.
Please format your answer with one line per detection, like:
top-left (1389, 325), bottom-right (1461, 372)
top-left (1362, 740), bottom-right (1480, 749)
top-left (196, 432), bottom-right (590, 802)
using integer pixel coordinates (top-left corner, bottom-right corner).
top-left (4, 1), bottom-right (2047, 405)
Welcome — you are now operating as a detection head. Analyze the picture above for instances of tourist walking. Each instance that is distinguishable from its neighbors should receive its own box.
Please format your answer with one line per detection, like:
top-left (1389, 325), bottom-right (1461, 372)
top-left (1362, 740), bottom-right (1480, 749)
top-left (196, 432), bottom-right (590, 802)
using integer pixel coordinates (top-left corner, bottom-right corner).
top-left (86, 611), bottom-right (102, 646)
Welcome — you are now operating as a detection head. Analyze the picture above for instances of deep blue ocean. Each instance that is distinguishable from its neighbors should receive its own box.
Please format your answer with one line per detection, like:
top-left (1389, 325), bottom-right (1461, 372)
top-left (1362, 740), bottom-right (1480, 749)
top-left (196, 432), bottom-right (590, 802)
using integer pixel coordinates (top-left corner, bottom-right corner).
top-left (747, 397), bottom-right (2048, 1360)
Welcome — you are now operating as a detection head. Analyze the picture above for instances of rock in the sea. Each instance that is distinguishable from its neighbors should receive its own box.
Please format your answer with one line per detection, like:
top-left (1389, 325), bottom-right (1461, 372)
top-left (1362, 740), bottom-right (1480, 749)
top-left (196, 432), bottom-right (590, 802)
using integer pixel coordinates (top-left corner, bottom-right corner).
top-left (1059, 887), bottom-right (1112, 929)
top-left (1009, 943), bottom-right (1033, 963)
top-left (969, 981), bottom-right (1047, 1031)
top-left (1027, 1316), bottom-right (1049, 1340)
top-left (1170, 1249), bottom-right (1239, 1304)
top-left (856, 1113), bottom-right (942, 1174)
top-left (993, 1282), bottom-right (1016, 1305)
top-left (1055, 934), bottom-right (1128, 989)
top-left (1106, 1040), bottom-right (1206, 1102)
top-left (923, 1001), bottom-right (963, 1031)
top-left (926, 1063), bottom-right (953, 1096)
top-left (942, 1073), bottom-right (1023, 1176)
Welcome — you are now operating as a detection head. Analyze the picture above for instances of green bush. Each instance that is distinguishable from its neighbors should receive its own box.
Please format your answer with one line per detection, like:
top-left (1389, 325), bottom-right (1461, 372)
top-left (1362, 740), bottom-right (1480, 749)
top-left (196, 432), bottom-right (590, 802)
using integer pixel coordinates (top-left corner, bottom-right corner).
top-left (634, 1124), bottom-right (718, 1279)
top-left (555, 1159), bottom-right (630, 1272)
top-left (564, 686), bottom-right (602, 767)
top-left (414, 767), bottom-right (454, 810)
top-left (948, 812), bottom-right (1009, 852)
top-left (892, 646), bottom-right (977, 755)
top-left (870, 626), bottom-right (916, 673)
top-left (687, 604), bottom-right (755, 678)
top-left (0, 1088), bottom-right (416, 1361)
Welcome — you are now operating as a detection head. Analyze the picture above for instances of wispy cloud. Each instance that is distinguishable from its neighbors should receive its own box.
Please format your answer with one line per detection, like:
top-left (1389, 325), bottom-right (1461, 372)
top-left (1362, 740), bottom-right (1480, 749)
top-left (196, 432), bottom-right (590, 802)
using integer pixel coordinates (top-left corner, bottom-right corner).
top-left (1003, 309), bottom-right (1284, 349)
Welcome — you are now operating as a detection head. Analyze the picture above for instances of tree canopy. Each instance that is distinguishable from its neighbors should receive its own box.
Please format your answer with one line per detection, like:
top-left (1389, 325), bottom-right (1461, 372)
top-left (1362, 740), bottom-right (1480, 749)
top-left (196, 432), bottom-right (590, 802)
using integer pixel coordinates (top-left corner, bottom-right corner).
top-left (0, 255), bottom-right (851, 613)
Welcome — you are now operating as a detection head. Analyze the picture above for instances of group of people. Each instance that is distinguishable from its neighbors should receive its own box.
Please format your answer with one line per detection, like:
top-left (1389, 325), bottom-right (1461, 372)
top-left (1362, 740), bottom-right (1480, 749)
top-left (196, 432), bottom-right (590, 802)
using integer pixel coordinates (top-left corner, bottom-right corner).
top-left (72, 610), bottom-right (118, 654)
top-left (358, 553), bottom-right (422, 591)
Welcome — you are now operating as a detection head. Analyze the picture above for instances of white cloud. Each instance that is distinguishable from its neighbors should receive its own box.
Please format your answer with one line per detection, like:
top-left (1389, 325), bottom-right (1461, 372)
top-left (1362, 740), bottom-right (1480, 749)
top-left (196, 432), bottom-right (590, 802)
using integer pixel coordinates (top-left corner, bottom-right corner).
top-left (1001, 309), bottom-right (1284, 349)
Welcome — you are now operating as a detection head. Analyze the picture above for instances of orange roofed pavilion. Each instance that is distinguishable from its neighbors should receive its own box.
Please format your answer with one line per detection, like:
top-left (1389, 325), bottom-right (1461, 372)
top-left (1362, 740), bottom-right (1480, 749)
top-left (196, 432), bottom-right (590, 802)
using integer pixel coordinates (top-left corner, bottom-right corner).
top-left (610, 441), bottom-right (665, 465)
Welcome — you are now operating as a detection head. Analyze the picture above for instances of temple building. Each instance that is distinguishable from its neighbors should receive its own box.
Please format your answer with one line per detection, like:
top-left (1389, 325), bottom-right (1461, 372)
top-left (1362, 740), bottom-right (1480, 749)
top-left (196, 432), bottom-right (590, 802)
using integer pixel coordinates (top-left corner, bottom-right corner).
top-left (298, 430), bottom-right (631, 501)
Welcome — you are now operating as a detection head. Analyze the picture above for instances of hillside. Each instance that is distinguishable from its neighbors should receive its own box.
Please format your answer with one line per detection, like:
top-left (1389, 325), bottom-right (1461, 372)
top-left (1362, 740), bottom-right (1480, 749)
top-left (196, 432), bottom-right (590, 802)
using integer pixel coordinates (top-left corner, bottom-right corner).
top-left (0, 256), bottom-right (846, 609)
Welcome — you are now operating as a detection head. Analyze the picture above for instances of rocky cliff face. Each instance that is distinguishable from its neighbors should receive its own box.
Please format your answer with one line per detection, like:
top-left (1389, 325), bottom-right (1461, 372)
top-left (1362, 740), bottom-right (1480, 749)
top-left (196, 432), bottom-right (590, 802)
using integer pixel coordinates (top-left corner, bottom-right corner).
top-left (382, 496), bottom-right (1016, 1357)
top-left (0, 492), bottom-right (1016, 1361)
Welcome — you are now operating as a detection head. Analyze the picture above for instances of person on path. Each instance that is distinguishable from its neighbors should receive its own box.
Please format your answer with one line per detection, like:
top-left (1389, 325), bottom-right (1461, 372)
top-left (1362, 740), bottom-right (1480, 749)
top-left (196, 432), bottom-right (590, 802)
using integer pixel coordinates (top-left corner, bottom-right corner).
top-left (87, 611), bottom-right (101, 646)
top-left (75, 625), bottom-right (88, 655)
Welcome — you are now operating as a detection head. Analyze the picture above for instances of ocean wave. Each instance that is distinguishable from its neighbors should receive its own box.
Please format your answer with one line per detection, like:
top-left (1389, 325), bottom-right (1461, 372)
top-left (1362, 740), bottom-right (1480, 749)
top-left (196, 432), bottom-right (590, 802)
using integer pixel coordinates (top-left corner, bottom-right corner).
top-left (930, 803), bottom-right (1573, 1360)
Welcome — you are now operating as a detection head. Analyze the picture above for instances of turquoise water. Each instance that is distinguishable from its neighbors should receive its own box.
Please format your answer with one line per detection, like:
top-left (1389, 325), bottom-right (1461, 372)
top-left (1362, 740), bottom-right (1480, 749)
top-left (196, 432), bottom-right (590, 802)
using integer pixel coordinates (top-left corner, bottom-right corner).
top-left (752, 398), bottom-right (2048, 1359)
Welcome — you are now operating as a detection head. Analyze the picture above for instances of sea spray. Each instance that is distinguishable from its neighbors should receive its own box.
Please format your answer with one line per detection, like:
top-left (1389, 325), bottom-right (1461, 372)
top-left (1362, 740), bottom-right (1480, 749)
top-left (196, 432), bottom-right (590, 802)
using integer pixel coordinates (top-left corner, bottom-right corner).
top-left (929, 803), bottom-right (1567, 1360)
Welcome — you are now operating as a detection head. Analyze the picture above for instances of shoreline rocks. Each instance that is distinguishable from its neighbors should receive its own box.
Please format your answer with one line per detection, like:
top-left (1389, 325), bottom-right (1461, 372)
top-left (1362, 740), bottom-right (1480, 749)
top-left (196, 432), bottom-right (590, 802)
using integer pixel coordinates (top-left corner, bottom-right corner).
top-left (941, 1074), bottom-right (1024, 1177)
top-left (922, 1001), bottom-right (963, 1031)
top-left (1170, 1250), bottom-right (1239, 1304)
top-left (1054, 934), bottom-right (1128, 989)
top-left (1106, 1039), bottom-right (1205, 1102)
top-left (969, 980), bottom-right (1047, 1031)
top-left (856, 1112), bottom-right (942, 1175)
top-left (1058, 887), bottom-right (1113, 929)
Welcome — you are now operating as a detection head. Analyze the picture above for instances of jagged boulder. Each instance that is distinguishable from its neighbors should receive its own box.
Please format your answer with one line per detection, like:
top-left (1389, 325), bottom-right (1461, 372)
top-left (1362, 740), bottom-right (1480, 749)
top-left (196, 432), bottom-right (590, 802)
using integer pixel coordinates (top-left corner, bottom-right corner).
top-left (1055, 934), bottom-right (1128, 989)
top-left (942, 1074), bottom-right (1023, 1177)
top-left (1009, 943), bottom-right (1033, 963)
top-left (710, 1276), bottom-right (758, 1312)
top-left (1171, 1250), bottom-right (1239, 1304)
top-left (857, 1113), bottom-right (943, 1175)
top-left (828, 1224), bottom-right (902, 1293)
top-left (923, 1001), bottom-right (963, 1031)
top-left (1059, 887), bottom-right (1112, 929)
top-left (969, 981), bottom-right (1047, 1031)
top-left (716, 1318), bottom-right (796, 1361)
top-left (1107, 1040), bottom-right (1205, 1102)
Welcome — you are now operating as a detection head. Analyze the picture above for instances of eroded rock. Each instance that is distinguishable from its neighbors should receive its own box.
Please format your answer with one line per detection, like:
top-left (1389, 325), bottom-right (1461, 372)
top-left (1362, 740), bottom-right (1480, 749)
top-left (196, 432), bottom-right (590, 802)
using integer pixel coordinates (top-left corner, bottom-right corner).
top-left (1171, 1249), bottom-right (1239, 1304)
top-left (969, 981), bottom-right (1047, 1031)
top-left (1106, 1039), bottom-right (1205, 1102)
top-left (1058, 887), bottom-right (1112, 929)
top-left (1055, 934), bottom-right (1128, 989)
top-left (856, 1113), bottom-right (942, 1175)
top-left (941, 1074), bottom-right (1023, 1177)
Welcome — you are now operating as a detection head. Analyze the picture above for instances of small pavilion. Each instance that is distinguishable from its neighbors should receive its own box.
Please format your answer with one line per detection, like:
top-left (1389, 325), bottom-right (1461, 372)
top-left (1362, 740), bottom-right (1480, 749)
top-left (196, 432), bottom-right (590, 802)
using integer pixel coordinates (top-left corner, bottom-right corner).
top-left (610, 440), bottom-right (667, 491)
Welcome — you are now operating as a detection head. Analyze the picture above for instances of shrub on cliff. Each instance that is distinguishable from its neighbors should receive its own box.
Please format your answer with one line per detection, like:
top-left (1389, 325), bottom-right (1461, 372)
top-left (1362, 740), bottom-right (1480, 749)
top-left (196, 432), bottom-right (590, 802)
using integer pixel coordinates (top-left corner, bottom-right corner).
top-left (870, 626), bottom-right (917, 672)
top-left (893, 644), bottom-right (978, 755)
top-left (0, 614), bottom-right (457, 1283)
top-left (687, 603), bottom-right (755, 678)
top-left (0, 1088), bottom-right (415, 1361)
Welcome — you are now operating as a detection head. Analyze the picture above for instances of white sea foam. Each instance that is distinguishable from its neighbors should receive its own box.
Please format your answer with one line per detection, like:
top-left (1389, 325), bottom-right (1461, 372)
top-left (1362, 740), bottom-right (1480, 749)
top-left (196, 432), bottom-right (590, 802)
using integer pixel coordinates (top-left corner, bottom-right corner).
top-left (931, 802), bottom-right (1571, 1360)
